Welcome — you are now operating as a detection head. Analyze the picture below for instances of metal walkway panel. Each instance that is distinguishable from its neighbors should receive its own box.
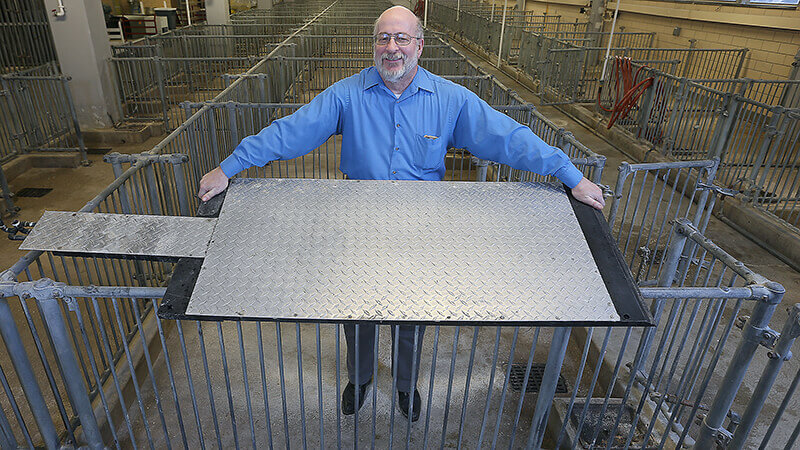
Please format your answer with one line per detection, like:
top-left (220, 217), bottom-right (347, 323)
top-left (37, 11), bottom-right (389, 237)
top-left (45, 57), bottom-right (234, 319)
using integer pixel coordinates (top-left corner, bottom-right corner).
top-left (20, 211), bottom-right (216, 258)
top-left (187, 178), bottom-right (618, 323)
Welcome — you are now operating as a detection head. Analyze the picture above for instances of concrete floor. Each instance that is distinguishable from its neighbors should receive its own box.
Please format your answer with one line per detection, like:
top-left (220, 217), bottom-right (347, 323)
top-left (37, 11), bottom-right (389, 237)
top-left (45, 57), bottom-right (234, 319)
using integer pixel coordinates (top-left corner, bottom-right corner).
top-left (2, 41), bottom-right (799, 449)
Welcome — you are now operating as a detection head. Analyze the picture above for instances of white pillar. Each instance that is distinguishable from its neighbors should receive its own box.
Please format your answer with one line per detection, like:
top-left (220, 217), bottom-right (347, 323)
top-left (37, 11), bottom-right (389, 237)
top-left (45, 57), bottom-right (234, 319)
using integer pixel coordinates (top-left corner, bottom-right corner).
top-left (205, 0), bottom-right (230, 25)
top-left (43, 0), bottom-right (120, 128)
top-left (257, 0), bottom-right (273, 9)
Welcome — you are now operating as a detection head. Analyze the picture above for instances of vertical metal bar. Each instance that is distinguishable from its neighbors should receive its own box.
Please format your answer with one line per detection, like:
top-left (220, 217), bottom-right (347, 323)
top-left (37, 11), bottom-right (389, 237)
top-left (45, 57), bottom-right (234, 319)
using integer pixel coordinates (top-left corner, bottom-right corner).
top-left (197, 322), bottom-right (223, 449)
top-left (0, 296), bottom-right (57, 449)
top-left (256, 323), bottom-right (274, 450)
top-left (236, 322), bottom-right (256, 449)
top-left (171, 158), bottom-right (191, 216)
top-left (151, 302), bottom-right (189, 449)
top-left (404, 326), bottom-right (421, 448)
top-left (695, 282), bottom-right (784, 448)
top-left (370, 325), bottom-right (379, 449)
top-left (759, 364), bottom-right (800, 449)
top-left (0, 358), bottom-right (34, 448)
top-left (143, 161), bottom-right (163, 215)
top-left (59, 76), bottom-right (88, 164)
top-left (0, 165), bottom-right (17, 216)
top-left (176, 322), bottom-right (206, 449)
top-left (526, 327), bottom-right (571, 449)
top-left (456, 327), bottom-right (480, 448)
top-left (153, 56), bottom-right (169, 128)
top-left (109, 298), bottom-right (155, 448)
top-left (421, 326), bottom-right (440, 450)
top-left (36, 295), bottom-right (103, 450)
top-left (496, 0), bottom-right (508, 68)
top-left (439, 326), bottom-right (461, 449)
top-left (731, 304), bottom-right (800, 449)
top-left (130, 300), bottom-right (170, 449)
top-left (0, 386), bottom-right (18, 449)
top-left (275, 323), bottom-right (290, 449)
top-left (476, 326), bottom-right (502, 448)
top-left (336, 325), bottom-right (342, 450)
top-left (295, 323), bottom-right (308, 449)
top-left (509, 327), bottom-right (540, 447)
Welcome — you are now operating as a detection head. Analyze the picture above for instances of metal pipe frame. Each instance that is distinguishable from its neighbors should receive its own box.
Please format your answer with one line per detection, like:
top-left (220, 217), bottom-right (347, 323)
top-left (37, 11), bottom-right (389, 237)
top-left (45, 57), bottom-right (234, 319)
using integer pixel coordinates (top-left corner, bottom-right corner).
top-left (0, 1), bottom-right (793, 448)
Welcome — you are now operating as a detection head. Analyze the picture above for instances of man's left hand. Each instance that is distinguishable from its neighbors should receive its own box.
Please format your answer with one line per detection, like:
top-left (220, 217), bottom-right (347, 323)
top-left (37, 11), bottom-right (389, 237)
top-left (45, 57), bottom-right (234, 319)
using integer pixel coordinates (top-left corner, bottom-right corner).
top-left (571, 177), bottom-right (605, 210)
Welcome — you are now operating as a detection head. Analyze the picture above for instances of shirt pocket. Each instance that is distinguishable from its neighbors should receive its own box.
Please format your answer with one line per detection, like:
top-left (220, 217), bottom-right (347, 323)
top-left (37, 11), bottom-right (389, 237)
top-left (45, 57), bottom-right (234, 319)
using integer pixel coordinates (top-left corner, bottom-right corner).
top-left (414, 134), bottom-right (447, 170)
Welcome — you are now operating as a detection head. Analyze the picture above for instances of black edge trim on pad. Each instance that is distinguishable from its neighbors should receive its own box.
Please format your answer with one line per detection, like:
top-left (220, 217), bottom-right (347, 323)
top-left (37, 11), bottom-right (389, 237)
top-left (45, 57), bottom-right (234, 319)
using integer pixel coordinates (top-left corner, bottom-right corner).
top-left (158, 190), bottom-right (226, 320)
top-left (566, 185), bottom-right (653, 326)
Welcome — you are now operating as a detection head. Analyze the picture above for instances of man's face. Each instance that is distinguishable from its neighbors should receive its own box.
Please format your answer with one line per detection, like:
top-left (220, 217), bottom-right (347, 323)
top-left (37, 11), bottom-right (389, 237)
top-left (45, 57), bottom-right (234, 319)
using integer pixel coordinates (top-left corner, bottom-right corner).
top-left (373, 11), bottom-right (423, 83)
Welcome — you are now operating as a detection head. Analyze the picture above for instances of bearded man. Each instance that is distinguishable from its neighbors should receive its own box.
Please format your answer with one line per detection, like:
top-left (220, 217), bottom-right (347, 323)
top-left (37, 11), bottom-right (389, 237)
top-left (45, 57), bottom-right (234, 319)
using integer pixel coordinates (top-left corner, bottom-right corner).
top-left (198, 5), bottom-right (605, 422)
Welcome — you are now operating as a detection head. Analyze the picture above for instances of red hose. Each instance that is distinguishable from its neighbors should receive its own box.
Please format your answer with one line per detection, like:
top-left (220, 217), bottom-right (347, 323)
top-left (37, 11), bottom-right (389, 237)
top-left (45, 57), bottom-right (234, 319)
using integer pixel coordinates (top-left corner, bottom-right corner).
top-left (413, 0), bottom-right (425, 17)
top-left (598, 56), bottom-right (654, 129)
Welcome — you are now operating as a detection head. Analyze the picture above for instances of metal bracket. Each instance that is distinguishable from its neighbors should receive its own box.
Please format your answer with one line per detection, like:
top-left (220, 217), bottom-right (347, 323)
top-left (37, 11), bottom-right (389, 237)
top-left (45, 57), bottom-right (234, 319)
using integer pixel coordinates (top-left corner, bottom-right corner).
top-left (12, 278), bottom-right (67, 301)
top-left (64, 297), bottom-right (79, 312)
top-left (735, 316), bottom-right (779, 349)
top-left (696, 182), bottom-right (737, 197)
top-left (715, 427), bottom-right (733, 447)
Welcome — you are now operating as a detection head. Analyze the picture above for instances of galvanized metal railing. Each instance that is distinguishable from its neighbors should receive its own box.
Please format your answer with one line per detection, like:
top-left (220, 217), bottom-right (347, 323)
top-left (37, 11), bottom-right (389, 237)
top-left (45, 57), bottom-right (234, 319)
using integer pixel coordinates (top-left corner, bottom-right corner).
top-left (0, 176), bottom-right (785, 448)
top-left (0, 62), bottom-right (87, 216)
top-left (0, 0), bottom-right (58, 74)
top-left (597, 61), bottom-right (800, 230)
top-left (542, 46), bottom-right (748, 106)
top-left (729, 303), bottom-right (800, 449)
top-left (0, 1), bottom-right (794, 448)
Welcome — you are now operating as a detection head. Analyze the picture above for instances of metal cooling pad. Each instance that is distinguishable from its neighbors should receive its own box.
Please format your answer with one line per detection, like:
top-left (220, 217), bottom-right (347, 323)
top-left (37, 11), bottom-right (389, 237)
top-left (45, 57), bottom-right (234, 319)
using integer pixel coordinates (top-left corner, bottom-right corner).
top-left (20, 211), bottom-right (216, 258)
top-left (186, 178), bottom-right (618, 323)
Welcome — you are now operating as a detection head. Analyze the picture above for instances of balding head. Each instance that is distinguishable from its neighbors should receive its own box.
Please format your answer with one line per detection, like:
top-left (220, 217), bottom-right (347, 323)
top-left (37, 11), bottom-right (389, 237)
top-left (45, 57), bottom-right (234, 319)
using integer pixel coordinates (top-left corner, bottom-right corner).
top-left (373, 6), bottom-right (423, 40)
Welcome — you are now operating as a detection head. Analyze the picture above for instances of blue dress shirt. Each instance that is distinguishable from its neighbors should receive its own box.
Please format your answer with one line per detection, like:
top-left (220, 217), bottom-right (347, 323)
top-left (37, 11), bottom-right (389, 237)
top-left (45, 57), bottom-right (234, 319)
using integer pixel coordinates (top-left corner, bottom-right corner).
top-left (220, 66), bottom-right (584, 188)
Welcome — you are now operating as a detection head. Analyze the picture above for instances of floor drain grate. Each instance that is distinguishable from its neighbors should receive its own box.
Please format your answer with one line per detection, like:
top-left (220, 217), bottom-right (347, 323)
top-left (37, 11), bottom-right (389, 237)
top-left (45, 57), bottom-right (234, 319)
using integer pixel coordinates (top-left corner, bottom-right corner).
top-left (508, 363), bottom-right (568, 394)
top-left (16, 187), bottom-right (52, 198)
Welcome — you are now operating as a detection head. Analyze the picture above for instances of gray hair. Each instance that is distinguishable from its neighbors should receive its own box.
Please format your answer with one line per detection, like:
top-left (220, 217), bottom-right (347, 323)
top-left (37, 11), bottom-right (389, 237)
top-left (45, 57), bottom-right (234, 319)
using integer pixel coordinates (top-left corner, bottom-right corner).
top-left (373, 7), bottom-right (424, 39)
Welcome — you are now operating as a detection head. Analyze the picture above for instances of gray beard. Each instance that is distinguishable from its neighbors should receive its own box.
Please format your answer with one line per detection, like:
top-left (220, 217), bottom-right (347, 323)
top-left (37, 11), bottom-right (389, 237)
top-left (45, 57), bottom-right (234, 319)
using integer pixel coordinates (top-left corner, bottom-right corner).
top-left (375, 52), bottom-right (418, 83)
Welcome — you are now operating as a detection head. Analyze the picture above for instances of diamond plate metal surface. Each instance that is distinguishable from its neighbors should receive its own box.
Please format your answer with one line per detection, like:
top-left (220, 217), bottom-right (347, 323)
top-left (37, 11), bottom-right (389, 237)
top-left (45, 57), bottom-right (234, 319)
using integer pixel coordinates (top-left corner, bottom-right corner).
top-left (187, 178), bottom-right (618, 322)
top-left (20, 211), bottom-right (216, 258)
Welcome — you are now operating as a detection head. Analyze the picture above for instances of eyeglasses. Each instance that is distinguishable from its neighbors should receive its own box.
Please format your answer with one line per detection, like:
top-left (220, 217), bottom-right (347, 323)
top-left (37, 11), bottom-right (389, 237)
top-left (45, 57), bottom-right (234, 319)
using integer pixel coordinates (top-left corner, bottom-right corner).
top-left (373, 32), bottom-right (421, 47)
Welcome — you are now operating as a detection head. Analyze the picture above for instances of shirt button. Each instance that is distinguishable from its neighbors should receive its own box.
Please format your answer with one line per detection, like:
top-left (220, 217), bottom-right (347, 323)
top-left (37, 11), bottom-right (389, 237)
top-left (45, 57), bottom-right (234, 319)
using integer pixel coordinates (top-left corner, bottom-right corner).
top-left (392, 171), bottom-right (397, 174)
top-left (395, 147), bottom-right (399, 151)
top-left (396, 124), bottom-right (400, 128)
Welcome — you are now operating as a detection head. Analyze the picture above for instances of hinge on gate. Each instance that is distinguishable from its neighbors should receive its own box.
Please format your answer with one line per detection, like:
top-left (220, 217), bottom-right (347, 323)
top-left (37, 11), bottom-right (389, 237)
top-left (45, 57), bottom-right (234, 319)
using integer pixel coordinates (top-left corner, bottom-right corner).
top-left (696, 183), bottom-right (737, 197)
top-left (715, 427), bottom-right (733, 447)
top-left (734, 316), bottom-right (779, 349)
top-left (649, 392), bottom-right (710, 411)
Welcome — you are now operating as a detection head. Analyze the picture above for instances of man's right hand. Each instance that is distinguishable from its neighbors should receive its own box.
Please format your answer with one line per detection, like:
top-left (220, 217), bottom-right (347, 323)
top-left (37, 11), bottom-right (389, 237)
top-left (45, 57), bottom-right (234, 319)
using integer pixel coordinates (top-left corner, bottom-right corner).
top-left (198, 167), bottom-right (229, 202)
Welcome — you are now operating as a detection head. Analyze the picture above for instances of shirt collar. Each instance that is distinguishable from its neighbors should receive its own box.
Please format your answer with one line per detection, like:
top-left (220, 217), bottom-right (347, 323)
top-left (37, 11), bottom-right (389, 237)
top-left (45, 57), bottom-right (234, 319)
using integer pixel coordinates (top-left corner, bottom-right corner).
top-left (362, 66), bottom-right (436, 96)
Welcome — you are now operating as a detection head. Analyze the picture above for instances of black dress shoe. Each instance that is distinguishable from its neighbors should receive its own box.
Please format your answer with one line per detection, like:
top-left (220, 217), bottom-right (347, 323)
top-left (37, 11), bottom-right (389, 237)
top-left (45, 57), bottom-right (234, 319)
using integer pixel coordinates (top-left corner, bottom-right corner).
top-left (342, 379), bottom-right (371, 415)
top-left (398, 389), bottom-right (421, 422)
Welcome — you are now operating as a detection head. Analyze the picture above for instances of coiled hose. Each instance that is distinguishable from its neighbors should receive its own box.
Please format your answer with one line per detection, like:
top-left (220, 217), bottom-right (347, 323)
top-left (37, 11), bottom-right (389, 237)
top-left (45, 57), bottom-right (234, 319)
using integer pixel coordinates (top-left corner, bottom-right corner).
top-left (597, 56), bottom-right (654, 129)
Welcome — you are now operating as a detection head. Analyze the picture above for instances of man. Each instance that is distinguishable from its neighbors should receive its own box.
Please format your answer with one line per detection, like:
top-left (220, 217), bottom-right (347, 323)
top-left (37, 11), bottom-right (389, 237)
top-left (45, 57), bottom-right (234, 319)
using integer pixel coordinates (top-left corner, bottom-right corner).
top-left (198, 5), bottom-right (605, 422)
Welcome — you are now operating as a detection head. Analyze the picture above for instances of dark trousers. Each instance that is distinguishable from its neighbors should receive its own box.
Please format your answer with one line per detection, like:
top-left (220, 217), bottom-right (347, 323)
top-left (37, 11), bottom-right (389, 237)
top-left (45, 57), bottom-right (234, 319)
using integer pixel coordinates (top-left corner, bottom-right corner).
top-left (344, 324), bottom-right (425, 392)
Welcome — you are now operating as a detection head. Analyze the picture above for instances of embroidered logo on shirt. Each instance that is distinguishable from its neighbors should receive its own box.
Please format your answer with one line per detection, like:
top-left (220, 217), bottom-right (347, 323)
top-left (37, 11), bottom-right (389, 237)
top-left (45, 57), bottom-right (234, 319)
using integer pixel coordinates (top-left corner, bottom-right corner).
top-left (423, 135), bottom-right (439, 140)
